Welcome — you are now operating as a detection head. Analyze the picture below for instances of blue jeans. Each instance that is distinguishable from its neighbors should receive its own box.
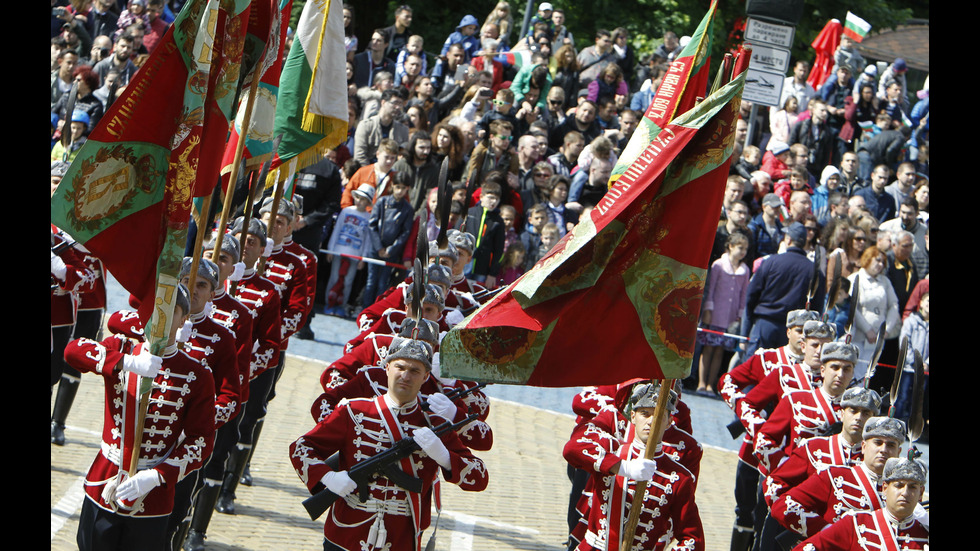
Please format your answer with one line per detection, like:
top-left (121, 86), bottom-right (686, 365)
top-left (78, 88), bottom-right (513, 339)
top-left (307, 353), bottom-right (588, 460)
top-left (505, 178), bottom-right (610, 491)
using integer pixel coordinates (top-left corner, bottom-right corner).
top-left (362, 263), bottom-right (394, 308)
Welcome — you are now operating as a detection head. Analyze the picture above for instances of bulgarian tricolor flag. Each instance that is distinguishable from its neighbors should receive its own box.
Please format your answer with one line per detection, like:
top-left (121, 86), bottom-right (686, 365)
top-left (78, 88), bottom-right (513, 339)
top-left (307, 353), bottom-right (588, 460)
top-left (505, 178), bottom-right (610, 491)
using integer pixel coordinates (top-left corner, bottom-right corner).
top-left (50, 0), bottom-right (250, 349)
top-left (265, 0), bottom-right (348, 189)
top-left (843, 11), bottom-right (872, 43)
top-left (440, 48), bottom-right (751, 387)
top-left (501, 49), bottom-right (534, 70)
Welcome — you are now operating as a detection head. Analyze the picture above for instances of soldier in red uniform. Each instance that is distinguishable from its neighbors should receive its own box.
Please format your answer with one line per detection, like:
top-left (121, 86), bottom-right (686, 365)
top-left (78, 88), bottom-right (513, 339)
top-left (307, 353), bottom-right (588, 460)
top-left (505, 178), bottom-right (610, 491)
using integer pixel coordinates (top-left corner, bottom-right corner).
top-left (285, 194), bottom-right (320, 340)
top-left (168, 257), bottom-right (241, 549)
top-left (796, 457), bottom-right (929, 551)
top-left (182, 234), bottom-right (256, 550)
top-left (66, 285), bottom-right (217, 551)
top-left (772, 417), bottom-right (907, 542)
top-left (563, 382), bottom-right (704, 551)
top-left (215, 217), bottom-right (283, 515)
top-left (289, 337), bottom-right (489, 551)
top-left (346, 282), bottom-right (448, 354)
top-left (50, 222), bottom-right (98, 442)
top-left (723, 311), bottom-right (821, 551)
top-left (564, 380), bottom-right (703, 549)
top-left (447, 229), bottom-right (488, 297)
top-left (753, 340), bottom-right (857, 477)
top-left (756, 386), bottom-right (882, 551)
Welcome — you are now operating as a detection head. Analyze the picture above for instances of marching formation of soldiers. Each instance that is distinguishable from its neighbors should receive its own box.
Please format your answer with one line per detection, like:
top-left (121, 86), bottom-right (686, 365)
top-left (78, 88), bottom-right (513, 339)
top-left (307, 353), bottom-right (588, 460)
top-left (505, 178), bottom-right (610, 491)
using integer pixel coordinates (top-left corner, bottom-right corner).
top-left (52, 183), bottom-right (928, 549)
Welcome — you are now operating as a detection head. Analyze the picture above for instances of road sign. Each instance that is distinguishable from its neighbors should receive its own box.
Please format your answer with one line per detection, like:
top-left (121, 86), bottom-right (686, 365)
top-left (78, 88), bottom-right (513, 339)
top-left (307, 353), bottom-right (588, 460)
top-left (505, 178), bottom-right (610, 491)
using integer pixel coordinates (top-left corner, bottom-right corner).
top-left (745, 41), bottom-right (791, 74)
top-left (743, 67), bottom-right (785, 108)
top-left (744, 18), bottom-right (796, 49)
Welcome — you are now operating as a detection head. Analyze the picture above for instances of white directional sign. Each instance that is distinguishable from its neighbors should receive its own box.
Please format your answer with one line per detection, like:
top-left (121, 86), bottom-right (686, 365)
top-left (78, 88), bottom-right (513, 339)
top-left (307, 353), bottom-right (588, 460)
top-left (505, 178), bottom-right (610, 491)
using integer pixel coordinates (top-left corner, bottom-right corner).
top-left (742, 67), bottom-right (785, 108)
top-left (744, 18), bottom-right (796, 49)
top-left (745, 41), bottom-right (791, 74)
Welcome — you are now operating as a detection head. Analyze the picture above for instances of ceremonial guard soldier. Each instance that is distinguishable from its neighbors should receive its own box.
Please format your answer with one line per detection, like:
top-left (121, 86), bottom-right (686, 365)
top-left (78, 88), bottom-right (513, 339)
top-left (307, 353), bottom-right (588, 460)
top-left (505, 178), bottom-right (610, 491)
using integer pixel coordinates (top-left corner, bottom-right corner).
top-left (772, 417), bottom-right (907, 540)
top-left (356, 262), bottom-right (453, 332)
top-left (346, 283), bottom-right (449, 354)
top-left (168, 257), bottom-right (241, 549)
top-left (181, 234), bottom-right (256, 550)
top-left (447, 229), bottom-right (488, 296)
top-left (284, 195), bottom-right (320, 340)
top-left (723, 311), bottom-right (821, 551)
top-left (753, 339), bottom-right (856, 477)
top-left (796, 457), bottom-right (929, 550)
top-left (563, 382), bottom-right (704, 551)
top-left (50, 221), bottom-right (98, 442)
top-left (565, 380), bottom-right (703, 550)
top-left (320, 317), bottom-right (438, 390)
top-left (755, 386), bottom-right (882, 551)
top-left (289, 337), bottom-right (490, 551)
top-left (65, 286), bottom-right (216, 551)
top-left (312, 319), bottom-right (493, 452)
top-left (215, 217), bottom-right (283, 515)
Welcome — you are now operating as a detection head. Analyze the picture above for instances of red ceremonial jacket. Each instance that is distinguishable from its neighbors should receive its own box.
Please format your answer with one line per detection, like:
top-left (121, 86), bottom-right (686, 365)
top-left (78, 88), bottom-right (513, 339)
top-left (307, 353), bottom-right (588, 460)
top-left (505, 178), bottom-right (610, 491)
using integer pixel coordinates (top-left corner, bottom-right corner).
top-left (795, 508), bottom-right (929, 551)
top-left (311, 366), bottom-right (492, 451)
top-left (736, 362), bottom-right (822, 470)
top-left (346, 309), bottom-right (449, 354)
top-left (283, 235), bottom-right (317, 317)
top-left (754, 387), bottom-right (842, 476)
top-left (764, 433), bottom-right (863, 508)
top-left (773, 463), bottom-right (885, 537)
top-left (65, 336), bottom-right (215, 517)
top-left (183, 308), bottom-right (241, 428)
top-left (262, 242), bottom-right (310, 350)
top-left (719, 345), bottom-right (800, 411)
top-left (209, 289), bottom-right (254, 403)
top-left (289, 395), bottom-right (489, 550)
top-left (232, 270), bottom-right (282, 381)
top-left (51, 225), bottom-right (98, 328)
top-left (320, 332), bottom-right (400, 391)
top-left (563, 417), bottom-right (704, 551)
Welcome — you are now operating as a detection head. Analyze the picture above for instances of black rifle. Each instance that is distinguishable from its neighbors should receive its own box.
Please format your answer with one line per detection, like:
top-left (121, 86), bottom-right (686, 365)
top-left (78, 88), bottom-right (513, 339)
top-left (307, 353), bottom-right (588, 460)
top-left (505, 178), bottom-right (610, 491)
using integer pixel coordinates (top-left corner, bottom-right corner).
top-left (421, 382), bottom-right (490, 412)
top-left (302, 412), bottom-right (480, 521)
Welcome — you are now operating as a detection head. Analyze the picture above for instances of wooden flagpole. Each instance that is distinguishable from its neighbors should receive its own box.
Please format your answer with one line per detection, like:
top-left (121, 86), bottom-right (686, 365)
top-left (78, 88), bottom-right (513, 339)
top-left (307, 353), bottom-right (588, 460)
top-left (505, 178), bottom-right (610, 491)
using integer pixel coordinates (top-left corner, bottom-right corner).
top-left (212, 72), bottom-right (262, 269)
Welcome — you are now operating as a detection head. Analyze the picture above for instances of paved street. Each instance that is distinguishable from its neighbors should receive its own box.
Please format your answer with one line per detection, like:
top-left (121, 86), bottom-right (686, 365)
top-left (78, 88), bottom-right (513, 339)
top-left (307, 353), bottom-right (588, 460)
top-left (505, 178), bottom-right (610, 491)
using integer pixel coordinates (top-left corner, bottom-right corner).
top-left (51, 275), bottom-right (927, 549)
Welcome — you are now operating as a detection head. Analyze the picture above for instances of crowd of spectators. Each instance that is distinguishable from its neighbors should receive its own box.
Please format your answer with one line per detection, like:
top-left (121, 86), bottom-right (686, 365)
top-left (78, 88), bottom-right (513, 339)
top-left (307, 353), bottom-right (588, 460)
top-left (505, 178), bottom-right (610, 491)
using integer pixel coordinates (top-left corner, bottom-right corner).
top-left (51, 2), bottom-right (929, 401)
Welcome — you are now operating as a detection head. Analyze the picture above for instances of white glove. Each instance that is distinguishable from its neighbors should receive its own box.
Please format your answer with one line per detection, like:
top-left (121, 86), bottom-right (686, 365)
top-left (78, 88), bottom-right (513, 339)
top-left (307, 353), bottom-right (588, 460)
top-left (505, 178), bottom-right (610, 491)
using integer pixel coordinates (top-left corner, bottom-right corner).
top-left (413, 427), bottom-right (451, 469)
top-left (202, 301), bottom-right (214, 317)
top-left (430, 352), bottom-right (441, 378)
top-left (229, 261), bottom-right (246, 281)
top-left (426, 392), bottom-right (458, 421)
top-left (115, 469), bottom-right (162, 502)
top-left (445, 309), bottom-right (465, 327)
top-left (51, 251), bottom-right (67, 281)
top-left (101, 472), bottom-right (124, 505)
top-left (176, 320), bottom-right (193, 343)
top-left (321, 470), bottom-right (357, 498)
top-left (121, 348), bottom-right (163, 378)
top-left (617, 458), bottom-right (658, 481)
top-left (262, 238), bottom-right (274, 257)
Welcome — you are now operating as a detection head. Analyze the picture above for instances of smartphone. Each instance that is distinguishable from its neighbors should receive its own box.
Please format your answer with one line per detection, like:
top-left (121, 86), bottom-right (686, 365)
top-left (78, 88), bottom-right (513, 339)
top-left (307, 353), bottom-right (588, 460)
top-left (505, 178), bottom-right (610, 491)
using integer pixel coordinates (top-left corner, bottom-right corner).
top-left (453, 63), bottom-right (470, 83)
top-left (52, 7), bottom-right (67, 16)
top-left (478, 88), bottom-right (493, 99)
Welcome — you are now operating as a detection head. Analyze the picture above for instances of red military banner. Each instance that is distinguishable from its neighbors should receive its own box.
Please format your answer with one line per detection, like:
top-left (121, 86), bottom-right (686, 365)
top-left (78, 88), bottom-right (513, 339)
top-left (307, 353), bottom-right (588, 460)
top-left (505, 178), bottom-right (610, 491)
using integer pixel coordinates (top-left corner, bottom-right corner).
top-left (441, 49), bottom-right (751, 387)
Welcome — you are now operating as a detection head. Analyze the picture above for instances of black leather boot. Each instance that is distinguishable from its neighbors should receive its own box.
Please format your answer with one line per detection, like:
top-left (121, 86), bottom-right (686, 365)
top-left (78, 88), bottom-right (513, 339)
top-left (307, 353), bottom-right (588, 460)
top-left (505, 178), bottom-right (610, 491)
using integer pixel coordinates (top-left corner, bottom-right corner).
top-left (183, 483), bottom-right (221, 550)
top-left (731, 526), bottom-right (755, 551)
top-left (215, 445), bottom-right (250, 515)
top-left (51, 377), bottom-right (80, 446)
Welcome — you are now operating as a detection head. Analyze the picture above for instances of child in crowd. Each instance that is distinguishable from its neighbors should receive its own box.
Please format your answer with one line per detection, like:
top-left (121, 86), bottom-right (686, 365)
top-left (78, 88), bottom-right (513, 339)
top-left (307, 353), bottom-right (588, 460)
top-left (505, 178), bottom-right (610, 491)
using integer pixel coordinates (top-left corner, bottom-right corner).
top-left (463, 180), bottom-right (506, 287)
top-left (324, 184), bottom-right (375, 316)
top-left (520, 203), bottom-right (548, 271)
top-left (697, 231), bottom-right (750, 396)
top-left (538, 222), bottom-right (560, 259)
top-left (498, 204), bottom-right (520, 254)
top-left (497, 240), bottom-right (527, 287)
top-left (362, 172), bottom-right (415, 308)
top-left (731, 145), bottom-right (761, 181)
top-left (395, 35), bottom-right (429, 85)
top-left (774, 166), bottom-right (812, 209)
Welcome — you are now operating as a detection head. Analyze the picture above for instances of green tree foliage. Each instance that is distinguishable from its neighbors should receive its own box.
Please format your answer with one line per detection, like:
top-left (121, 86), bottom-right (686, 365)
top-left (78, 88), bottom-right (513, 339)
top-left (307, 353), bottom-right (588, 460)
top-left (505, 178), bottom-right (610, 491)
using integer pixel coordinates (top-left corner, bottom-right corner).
top-left (320, 0), bottom-right (924, 78)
